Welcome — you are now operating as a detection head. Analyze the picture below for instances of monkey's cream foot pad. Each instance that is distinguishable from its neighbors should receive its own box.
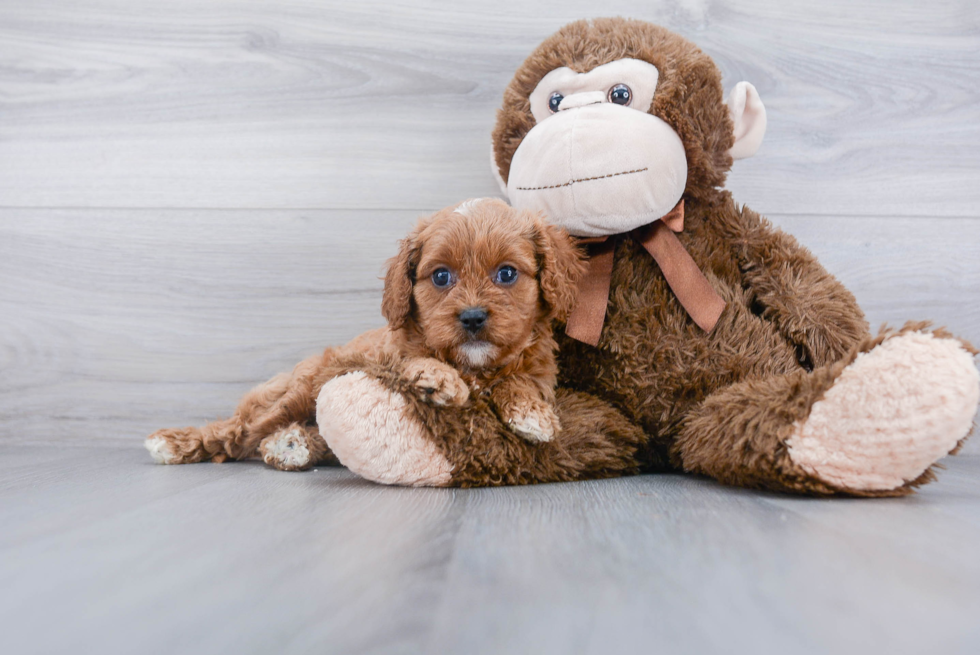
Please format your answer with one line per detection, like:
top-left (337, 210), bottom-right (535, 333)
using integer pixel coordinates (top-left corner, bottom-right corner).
top-left (788, 332), bottom-right (980, 491)
top-left (317, 372), bottom-right (453, 487)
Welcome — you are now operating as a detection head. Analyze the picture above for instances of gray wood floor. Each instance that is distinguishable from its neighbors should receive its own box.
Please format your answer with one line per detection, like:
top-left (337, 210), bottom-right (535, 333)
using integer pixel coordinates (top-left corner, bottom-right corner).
top-left (2, 1), bottom-right (980, 653)
top-left (3, 446), bottom-right (980, 655)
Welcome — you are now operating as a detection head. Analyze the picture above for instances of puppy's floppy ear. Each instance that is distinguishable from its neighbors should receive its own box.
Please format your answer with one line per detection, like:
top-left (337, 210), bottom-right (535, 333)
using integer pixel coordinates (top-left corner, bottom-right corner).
top-left (531, 214), bottom-right (586, 322)
top-left (382, 226), bottom-right (424, 330)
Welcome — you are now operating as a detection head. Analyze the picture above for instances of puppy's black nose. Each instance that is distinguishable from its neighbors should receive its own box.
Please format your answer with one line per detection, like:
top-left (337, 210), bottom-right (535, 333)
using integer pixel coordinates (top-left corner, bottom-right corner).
top-left (458, 308), bottom-right (488, 334)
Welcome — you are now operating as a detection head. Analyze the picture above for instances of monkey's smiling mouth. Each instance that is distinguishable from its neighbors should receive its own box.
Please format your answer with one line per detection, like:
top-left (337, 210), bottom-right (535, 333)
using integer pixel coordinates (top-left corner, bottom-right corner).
top-left (515, 167), bottom-right (648, 191)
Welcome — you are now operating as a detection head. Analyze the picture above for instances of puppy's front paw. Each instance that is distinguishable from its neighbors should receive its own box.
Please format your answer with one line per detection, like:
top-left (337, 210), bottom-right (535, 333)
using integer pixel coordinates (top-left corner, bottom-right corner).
top-left (403, 358), bottom-right (470, 407)
top-left (503, 400), bottom-right (561, 443)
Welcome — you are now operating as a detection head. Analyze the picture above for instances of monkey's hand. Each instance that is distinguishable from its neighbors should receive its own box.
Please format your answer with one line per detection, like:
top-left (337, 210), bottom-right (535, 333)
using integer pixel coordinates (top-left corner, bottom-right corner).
top-left (401, 357), bottom-right (471, 407)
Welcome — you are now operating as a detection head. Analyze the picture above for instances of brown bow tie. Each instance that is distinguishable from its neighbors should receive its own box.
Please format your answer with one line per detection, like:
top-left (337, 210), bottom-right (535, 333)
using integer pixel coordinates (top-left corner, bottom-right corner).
top-left (565, 200), bottom-right (726, 346)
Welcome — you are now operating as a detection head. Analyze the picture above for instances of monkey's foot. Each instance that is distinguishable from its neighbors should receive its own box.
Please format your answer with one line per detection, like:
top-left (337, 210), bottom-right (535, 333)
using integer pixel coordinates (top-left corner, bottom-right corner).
top-left (787, 331), bottom-right (980, 491)
top-left (316, 371), bottom-right (453, 487)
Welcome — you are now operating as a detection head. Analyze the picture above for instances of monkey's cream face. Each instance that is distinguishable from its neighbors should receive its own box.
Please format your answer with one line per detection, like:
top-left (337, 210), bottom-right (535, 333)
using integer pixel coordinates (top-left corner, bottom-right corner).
top-left (506, 59), bottom-right (688, 238)
top-left (493, 21), bottom-right (767, 239)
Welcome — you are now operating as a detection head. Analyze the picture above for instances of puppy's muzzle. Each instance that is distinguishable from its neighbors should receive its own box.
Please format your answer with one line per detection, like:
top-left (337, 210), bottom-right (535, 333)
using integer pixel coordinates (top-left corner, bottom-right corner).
top-left (458, 307), bottom-right (488, 335)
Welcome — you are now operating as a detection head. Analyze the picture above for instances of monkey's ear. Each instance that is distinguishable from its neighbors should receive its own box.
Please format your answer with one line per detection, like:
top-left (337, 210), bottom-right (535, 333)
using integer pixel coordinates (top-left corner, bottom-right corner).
top-left (532, 217), bottom-right (587, 322)
top-left (381, 229), bottom-right (423, 330)
top-left (726, 81), bottom-right (767, 160)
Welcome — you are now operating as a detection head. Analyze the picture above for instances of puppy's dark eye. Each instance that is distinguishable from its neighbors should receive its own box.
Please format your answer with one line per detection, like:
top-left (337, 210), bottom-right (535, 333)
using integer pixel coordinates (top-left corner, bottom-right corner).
top-left (608, 84), bottom-right (632, 106)
top-left (431, 268), bottom-right (454, 288)
top-left (494, 265), bottom-right (518, 286)
top-left (548, 92), bottom-right (564, 113)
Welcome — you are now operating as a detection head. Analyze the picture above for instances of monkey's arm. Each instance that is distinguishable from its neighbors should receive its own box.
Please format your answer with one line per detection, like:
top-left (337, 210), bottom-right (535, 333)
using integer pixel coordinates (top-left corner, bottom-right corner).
top-left (723, 202), bottom-right (870, 367)
top-left (316, 352), bottom-right (651, 487)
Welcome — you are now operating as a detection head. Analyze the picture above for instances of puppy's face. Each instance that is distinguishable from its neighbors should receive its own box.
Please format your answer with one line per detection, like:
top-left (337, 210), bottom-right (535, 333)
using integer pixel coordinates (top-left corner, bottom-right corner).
top-left (382, 199), bottom-right (584, 371)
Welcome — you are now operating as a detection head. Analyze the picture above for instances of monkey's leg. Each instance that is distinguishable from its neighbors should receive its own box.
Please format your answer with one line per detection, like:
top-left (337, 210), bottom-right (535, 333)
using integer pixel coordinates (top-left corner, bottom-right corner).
top-left (675, 327), bottom-right (979, 496)
top-left (315, 355), bottom-right (656, 487)
top-left (145, 351), bottom-right (335, 467)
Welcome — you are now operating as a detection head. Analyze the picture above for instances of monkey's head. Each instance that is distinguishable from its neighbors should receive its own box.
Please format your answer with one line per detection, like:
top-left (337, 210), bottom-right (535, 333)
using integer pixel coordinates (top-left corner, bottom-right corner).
top-left (491, 18), bottom-right (766, 237)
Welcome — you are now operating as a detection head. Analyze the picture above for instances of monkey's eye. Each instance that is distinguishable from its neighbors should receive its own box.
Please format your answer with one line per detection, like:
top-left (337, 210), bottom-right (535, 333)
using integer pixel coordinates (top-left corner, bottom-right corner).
top-left (608, 84), bottom-right (632, 106)
top-left (431, 268), bottom-right (454, 288)
top-left (548, 92), bottom-right (564, 113)
top-left (494, 265), bottom-right (519, 286)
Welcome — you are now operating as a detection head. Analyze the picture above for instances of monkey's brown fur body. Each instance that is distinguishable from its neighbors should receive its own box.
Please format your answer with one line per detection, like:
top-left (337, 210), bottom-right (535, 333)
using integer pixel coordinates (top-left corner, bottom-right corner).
top-left (553, 195), bottom-right (944, 496)
top-left (311, 19), bottom-right (978, 495)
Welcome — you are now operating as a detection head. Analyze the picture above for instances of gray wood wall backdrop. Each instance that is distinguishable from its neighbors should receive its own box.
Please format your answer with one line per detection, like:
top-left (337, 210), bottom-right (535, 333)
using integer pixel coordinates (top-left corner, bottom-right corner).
top-left (1, 0), bottom-right (979, 450)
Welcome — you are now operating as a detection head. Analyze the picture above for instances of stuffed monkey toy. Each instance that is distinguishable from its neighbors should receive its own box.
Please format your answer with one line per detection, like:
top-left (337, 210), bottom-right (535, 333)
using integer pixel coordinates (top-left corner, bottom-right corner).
top-left (319, 19), bottom-right (980, 495)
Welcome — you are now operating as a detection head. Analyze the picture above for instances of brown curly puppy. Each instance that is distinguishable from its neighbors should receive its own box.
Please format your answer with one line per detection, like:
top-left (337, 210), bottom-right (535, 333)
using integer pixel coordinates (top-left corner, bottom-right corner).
top-left (145, 198), bottom-right (585, 471)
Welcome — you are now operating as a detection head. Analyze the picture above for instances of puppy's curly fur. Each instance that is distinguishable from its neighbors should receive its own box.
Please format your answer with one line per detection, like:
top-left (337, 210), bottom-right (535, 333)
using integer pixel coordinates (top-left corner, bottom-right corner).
top-left (146, 198), bottom-right (585, 470)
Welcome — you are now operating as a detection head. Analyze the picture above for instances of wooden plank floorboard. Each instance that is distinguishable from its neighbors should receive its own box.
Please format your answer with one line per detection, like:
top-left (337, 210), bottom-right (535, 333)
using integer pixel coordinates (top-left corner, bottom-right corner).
top-left (429, 472), bottom-right (980, 654)
top-left (1, 446), bottom-right (979, 655)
